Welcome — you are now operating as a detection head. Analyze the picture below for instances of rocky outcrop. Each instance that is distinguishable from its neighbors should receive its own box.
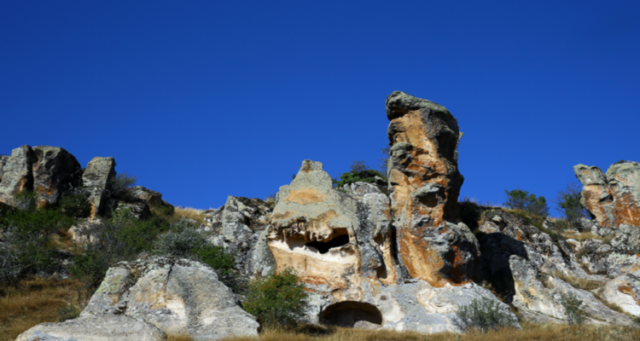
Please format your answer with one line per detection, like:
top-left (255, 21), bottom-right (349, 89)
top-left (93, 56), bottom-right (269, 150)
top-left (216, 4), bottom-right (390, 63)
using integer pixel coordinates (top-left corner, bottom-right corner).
top-left (16, 315), bottom-right (166, 341)
top-left (574, 161), bottom-right (640, 228)
top-left (268, 160), bottom-right (362, 295)
top-left (385, 91), bottom-right (478, 286)
top-left (115, 201), bottom-right (151, 220)
top-left (80, 256), bottom-right (259, 341)
top-left (83, 157), bottom-right (116, 219)
top-left (597, 271), bottom-right (640, 317)
top-left (0, 145), bottom-right (36, 206)
top-left (130, 186), bottom-right (174, 214)
top-left (31, 146), bottom-right (83, 208)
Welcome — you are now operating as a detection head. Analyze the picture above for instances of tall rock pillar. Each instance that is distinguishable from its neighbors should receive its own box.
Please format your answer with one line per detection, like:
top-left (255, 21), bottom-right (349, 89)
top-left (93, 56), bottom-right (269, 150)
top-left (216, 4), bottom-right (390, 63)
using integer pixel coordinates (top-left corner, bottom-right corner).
top-left (386, 91), bottom-right (478, 287)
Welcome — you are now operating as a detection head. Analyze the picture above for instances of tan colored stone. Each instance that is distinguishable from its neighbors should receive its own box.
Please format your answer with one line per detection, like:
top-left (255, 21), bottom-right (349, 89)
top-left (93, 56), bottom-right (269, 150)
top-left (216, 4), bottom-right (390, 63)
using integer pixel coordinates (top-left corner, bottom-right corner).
top-left (386, 91), bottom-right (478, 287)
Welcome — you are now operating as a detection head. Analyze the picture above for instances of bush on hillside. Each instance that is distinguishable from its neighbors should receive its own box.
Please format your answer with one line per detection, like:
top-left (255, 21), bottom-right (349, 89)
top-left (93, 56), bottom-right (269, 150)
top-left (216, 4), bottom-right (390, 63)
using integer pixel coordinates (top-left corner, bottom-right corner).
top-left (13, 190), bottom-right (37, 211)
top-left (58, 189), bottom-right (92, 218)
top-left (108, 173), bottom-right (138, 201)
top-left (454, 297), bottom-right (517, 332)
top-left (0, 208), bottom-right (74, 285)
top-left (556, 183), bottom-right (590, 227)
top-left (504, 189), bottom-right (549, 218)
top-left (243, 268), bottom-right (308, 328)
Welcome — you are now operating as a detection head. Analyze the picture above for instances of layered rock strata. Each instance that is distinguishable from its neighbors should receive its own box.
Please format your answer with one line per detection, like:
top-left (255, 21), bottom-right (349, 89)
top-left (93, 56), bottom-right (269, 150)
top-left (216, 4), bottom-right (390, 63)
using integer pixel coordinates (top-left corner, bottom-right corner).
top-left (385, 91), bottom-right (478, 286)
top-left (574, 161), bottom-right (640, 228)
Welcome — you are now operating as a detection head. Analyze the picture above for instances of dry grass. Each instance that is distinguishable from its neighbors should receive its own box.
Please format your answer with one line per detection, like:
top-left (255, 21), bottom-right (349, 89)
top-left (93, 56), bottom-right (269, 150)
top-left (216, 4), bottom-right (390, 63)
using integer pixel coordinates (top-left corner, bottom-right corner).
top-left (0, 277), bottom-right (85, 341)
top-left (221, 324), bottom-right (640, 341)
top-left (562, 231), bottom-right (615, 244)
top-left (550, 271), bottom-right (603, 291)
top-left (173, 207), bottom-right (207, 225)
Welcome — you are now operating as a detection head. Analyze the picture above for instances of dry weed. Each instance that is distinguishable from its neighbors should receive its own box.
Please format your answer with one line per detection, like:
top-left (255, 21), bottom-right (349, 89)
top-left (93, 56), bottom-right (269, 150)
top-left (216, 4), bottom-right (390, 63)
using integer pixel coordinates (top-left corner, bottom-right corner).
top-left (550, 271), bottom-right (603, 291)
top-left (222, 324), bottom-right (640, 341)
top-left (173, 207), bottom-right (207, 225)
top-left (0, 277), bottom-right (85, 341)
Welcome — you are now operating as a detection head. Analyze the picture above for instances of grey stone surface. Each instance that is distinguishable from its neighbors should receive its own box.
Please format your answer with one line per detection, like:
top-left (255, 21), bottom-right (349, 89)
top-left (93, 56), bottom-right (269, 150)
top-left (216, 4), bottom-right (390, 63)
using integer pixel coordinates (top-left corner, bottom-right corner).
top-left (31, 146), bottom-right (83, 208)
top-left (130, 186), bottom-right (174, 213)
top-left (0, 145), bottom-right (36, 206)
top-left (115, 201), bottom-right (151, 220)
top-left (16, 314), bottom-right (166, 341)
top-left (82, 157), bottom-right (116, 219)
top-left (82, 256), bottom-right (259, 341)
top-left (597, 271), bottom-right (640, 317)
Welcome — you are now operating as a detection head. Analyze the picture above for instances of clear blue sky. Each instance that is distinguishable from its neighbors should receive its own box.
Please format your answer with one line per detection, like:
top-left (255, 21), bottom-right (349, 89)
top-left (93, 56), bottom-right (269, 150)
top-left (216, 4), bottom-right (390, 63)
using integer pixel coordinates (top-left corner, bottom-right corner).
top-left (1, 1), bottom-right (639, 216)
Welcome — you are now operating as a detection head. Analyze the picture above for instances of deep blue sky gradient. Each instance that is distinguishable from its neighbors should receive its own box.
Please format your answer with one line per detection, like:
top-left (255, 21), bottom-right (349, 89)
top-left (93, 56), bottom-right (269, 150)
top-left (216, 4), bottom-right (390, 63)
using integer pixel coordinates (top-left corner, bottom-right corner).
top-left (1, 1), bottom-right (639, 215)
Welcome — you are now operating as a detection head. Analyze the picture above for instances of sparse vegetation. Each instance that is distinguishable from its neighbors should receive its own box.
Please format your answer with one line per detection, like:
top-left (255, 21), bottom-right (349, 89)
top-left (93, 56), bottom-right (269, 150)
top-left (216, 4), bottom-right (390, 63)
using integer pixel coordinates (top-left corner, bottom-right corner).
top-left (454, 297), bottom-right (517, 332)
top-left (559, 292), bottom-right (586, 325)
top-left (243, 268), bottom-right (308, 329)
top-left (556, 183), bottom-right (590, 228)
top-left (504, 189), bottom-right (549, 218)
top-left (108, 172), bottom-right (138, 201)
top-left (58, 190), bottom-right (92, 218)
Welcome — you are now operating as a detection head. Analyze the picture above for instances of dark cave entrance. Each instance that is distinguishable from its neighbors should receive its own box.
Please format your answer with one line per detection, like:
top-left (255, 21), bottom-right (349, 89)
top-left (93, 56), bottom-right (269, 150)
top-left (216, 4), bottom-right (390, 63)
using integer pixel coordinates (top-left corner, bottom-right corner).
top-left (305, 234), bottom-right (350, 254)
top-left (319, 301), bottom-right (383, 328)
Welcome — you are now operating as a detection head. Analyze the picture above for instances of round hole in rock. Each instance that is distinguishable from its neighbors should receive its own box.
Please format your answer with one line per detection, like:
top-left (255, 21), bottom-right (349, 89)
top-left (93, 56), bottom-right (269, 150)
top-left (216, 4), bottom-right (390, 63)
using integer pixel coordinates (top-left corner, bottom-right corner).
top-left (305, 234), bottom-right (350, 254)
top-left (319, 301), bottom-right (383, 328)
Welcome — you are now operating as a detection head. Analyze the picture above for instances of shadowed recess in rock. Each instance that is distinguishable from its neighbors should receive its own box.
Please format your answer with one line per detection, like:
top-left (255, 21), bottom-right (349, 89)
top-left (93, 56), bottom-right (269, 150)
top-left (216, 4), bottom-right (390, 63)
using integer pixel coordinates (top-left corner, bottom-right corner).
top-left (306, 234), bottom-right (350, 254)
top-left (319, 301), bottom-right (383, 327)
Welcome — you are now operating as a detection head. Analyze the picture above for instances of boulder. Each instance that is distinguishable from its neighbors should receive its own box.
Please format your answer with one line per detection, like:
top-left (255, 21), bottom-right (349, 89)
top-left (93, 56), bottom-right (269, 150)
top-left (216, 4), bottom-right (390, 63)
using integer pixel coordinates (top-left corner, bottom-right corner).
top-left (83, 157), bottom-right (116, 220)
top-left (130, 186), bottom-right (174, 214)
top-left (68, 219), bottom-right (104, 244)
top-left (0, 145), bottom-right (36, 206)
top-left (597, 271), bottom-right (640, 316)
top-left (385, 91), bottom-right (478, 286)
top-left (16, 314), bottom-right (166, 341)
top-left (82, 256), bottom-right (259, 341)
top-left (509, 255), bottom-right (633, 325)
top-left (31, 146), bottom-right (83, 208)
top-left (574, 161), bottom-right (640, 228)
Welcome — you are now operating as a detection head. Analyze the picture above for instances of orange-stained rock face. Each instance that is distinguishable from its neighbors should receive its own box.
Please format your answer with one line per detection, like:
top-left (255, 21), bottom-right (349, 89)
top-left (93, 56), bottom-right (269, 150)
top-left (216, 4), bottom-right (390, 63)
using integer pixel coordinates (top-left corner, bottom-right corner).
top-left (385, 91), bottom-right (479, 287)
top-left (574, 162), bottom-right (640, 228)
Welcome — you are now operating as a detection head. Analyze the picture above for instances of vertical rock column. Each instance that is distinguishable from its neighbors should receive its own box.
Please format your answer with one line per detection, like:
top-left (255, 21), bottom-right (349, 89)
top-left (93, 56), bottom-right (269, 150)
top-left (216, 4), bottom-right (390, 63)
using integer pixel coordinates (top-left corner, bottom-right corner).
top-left (0, 145), bottom-right (37, 206)
top-left (385, 91), bottom-right (479, 287)
top-left (83, 157), bottom-right (116, 220)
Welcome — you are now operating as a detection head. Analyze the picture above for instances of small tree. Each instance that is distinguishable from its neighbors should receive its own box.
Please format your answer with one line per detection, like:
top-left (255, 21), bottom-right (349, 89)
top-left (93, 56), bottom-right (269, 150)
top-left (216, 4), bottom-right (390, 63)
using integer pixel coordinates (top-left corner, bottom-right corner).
top-left (243, 268), bottom-right (308, 328)
top-left (455, 297), bottom-right (517, 332)
top-left (378, 147), bottom-right (390, 174)
top-left (350, 160), bottom-right (369, 173)
top-left (504, 189), bottom-right (549, 217)
top-left (556, 183), bottom-right (589, 225)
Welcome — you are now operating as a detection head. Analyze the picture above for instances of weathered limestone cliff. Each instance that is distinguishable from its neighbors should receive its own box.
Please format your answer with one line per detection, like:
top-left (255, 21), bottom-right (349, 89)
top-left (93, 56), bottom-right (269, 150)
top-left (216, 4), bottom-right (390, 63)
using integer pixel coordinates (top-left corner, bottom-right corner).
top-left (574, 161), bottom-right (640, 228)
top-left (386, 91), bottom-right (479, 286)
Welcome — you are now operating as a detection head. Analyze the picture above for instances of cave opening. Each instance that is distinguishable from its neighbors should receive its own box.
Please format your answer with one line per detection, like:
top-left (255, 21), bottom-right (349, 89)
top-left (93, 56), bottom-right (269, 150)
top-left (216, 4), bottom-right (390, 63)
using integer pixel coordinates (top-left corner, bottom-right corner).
top-left (319, 301), bottom-right (383, 328)
top-left (306, 234), bottom-right (350, 254)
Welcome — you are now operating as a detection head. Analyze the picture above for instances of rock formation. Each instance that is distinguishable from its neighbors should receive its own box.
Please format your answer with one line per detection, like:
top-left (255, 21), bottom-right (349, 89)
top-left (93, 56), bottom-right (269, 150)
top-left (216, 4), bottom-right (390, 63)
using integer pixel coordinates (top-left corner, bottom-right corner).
top-left (83, 157), bottom-right (116, 219)
top-left (574, 161), bottom-right (640, 228)
top-left (31, 146), bottom-right (83, 208)
top-left (81, 256), bottom-right (259, 341)
top-left (385, 91), bottom-right (478, 286)
top-left (0, 145), bottom-right (37, 206)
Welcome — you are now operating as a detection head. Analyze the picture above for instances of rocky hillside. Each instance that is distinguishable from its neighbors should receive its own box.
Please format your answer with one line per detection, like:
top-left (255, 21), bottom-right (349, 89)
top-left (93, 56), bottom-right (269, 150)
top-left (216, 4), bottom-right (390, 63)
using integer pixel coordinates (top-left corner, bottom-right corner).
top-left (4, 91), bottom-right (640, 340)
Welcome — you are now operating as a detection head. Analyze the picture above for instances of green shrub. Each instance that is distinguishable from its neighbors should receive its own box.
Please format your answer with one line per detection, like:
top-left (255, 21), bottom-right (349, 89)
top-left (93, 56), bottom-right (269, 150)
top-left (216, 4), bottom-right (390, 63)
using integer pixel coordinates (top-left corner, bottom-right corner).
top-left (454, 297), bottom-right (517, 332)
top-left (335, 169), bottom-right (387, 188)
top-left (13, 190), bottom-right (36, 211)
top-left (560, 292), bottom-right (586, 325)
top-left (59, 190), bottom-right (91, 218)
top-left (0, 208), bottom-right (74, 284)
top-left (154, 224), bottom-right (206, 257)
top-left (70, 246), bottom-right (114, 290)
top-left (243, 268), bottom-right (308, 328)
top-left (504, 189), bottom-right (549, 218)
top-left (556, 183), bottom-right (590, 227)
top-left (57, 304), bottom-right (81, 322)
top-left (108, 173), bottom-right (138, 201)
